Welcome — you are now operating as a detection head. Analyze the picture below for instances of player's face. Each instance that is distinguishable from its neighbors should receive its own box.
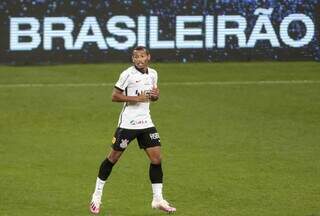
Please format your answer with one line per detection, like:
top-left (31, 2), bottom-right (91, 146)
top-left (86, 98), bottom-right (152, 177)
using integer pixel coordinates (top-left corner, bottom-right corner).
top-left (132, 50), bottom-right (150, 70)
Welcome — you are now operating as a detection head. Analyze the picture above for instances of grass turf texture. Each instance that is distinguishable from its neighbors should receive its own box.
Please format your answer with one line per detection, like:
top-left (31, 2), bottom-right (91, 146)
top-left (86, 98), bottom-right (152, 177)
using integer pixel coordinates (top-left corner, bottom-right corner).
top-left (0, 62), bottom-right (319, 216)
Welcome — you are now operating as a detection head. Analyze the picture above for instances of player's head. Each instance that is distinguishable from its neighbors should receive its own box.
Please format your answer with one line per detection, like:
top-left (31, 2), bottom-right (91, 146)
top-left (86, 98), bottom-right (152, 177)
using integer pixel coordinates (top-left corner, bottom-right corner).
top-left (132, 46), bottom-right (150, 70)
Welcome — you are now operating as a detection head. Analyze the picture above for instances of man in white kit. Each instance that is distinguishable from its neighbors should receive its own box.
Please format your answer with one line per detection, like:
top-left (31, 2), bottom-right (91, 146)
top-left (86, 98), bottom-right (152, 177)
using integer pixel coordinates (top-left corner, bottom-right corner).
top-left (89, 46), bottom-right (176, 214)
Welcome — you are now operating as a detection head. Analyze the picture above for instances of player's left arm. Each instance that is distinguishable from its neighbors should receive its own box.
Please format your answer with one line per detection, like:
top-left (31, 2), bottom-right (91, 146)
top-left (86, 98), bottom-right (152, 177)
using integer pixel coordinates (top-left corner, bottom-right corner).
top-left (150, 71), bottom-right (159, 102)
top-left (149, 86), bottom-right (159, 102)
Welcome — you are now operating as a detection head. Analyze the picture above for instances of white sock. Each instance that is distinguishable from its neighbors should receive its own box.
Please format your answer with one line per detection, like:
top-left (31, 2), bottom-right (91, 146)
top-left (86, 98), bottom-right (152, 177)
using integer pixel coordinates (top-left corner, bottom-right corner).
top-left (152, 183), bottom-right (163, 201)
top-left (93, 177), bottom-right (105, 198)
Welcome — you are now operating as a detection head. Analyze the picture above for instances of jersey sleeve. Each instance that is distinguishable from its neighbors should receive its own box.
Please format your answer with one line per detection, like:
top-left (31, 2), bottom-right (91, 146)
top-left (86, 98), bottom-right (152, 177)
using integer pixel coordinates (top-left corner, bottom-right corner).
top-left (152, 70), bottom-right (158, 88)
top-left (115, 70), bottom-right (130, 91)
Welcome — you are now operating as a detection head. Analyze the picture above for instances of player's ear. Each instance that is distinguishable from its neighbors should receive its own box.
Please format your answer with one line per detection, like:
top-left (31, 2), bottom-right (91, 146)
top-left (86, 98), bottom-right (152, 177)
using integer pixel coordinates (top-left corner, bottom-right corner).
top-left (147, 54), bottom-right (151, 61)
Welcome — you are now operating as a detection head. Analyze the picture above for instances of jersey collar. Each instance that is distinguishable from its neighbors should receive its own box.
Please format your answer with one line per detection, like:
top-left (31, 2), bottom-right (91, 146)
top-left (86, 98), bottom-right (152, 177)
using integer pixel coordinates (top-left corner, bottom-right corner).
top-left (134, 66), bottom-right (148, 74)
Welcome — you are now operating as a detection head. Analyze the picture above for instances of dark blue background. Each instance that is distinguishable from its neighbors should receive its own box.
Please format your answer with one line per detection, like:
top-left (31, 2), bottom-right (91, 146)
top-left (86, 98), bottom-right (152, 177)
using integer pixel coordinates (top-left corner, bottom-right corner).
top-left (0, 0), bottom-right (319, 64)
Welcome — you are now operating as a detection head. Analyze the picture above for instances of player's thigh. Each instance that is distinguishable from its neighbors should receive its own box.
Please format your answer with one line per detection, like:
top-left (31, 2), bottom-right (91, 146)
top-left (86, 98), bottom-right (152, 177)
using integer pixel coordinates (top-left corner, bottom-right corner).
top-left (111, 127), bottom-right (137, 151)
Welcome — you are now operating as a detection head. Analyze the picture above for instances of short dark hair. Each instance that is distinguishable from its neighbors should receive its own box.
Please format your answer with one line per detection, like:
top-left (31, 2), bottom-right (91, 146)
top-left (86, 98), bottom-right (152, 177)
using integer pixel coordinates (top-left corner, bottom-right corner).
top-left (132, 46), bottom-right (150, 55)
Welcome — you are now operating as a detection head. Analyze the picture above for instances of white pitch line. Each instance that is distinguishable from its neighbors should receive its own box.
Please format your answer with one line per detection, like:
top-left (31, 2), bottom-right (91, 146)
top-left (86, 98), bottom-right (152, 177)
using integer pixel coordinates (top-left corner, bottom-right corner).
top-left (0, 80), bottom-right (320, 88)
top-left (160, 80), bottom-right (320, 86)
top-left (0, 83), bottom-right (114, 88)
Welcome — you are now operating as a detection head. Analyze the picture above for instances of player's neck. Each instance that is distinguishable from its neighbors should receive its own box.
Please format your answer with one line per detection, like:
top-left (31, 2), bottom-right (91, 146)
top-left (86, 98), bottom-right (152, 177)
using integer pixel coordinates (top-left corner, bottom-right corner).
top-left (134, 65), bottom-right (148, 74)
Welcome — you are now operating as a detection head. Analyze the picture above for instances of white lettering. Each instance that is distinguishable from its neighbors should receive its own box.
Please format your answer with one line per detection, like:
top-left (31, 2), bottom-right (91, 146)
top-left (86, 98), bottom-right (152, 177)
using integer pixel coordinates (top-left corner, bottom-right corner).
top-left (205, 16), bottom-right (214, 49)
top-left (10, 17), bottom-right (41, 51)
top-left (106, 16), bottom-right (136, 50)
top-left (217, 15), bottom-right (247, 48)
top-left (149, 16), bottom-right (174, 49)
top-left (74, 17), bottom-right (107, 50)
top-left (247, 9), bottom-right (280, 47)
top-left (176, 16), bottom-right (203, 49)
top-left (43, 17), bottom-right (74, 50)
top-left (137, 16), bottom-right (146, 47)
top-left (8, 14), bottom-right (316, 51)
top-left (280, 14), bottom-right (315, 48)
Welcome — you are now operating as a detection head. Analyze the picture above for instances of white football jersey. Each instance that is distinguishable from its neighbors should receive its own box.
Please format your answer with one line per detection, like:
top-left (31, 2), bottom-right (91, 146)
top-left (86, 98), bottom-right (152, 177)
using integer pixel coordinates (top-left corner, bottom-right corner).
top-left (114, 66), bottom-right (158, 129)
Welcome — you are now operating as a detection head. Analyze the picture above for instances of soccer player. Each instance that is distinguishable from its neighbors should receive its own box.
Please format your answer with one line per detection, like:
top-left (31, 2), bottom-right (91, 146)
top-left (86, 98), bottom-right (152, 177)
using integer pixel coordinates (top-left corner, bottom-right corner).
top-left (89, 46), bottom-right (176, 214)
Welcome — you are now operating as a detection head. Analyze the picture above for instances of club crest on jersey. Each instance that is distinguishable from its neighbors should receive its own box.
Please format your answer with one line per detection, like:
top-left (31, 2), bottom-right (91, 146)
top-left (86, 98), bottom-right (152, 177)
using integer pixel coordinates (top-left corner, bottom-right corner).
top-left (119, 139), bottom-right (129, 149)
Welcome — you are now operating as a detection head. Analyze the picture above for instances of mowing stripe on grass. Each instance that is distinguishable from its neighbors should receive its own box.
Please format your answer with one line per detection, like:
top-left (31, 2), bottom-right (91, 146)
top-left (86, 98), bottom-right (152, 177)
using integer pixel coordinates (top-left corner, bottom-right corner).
top-left (0, 80), bottom-right (320, 88)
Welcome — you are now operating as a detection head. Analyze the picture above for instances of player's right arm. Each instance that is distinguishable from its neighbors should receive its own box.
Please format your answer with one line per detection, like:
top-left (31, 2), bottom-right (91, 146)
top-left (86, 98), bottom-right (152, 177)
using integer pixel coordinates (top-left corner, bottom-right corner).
top-left (111, 88), bottom-right (149, 103)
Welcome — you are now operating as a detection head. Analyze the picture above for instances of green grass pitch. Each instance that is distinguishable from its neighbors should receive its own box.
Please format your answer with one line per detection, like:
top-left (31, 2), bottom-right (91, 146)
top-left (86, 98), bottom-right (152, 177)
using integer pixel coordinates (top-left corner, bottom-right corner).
top-left (0, 62), bottom-right (320, 216)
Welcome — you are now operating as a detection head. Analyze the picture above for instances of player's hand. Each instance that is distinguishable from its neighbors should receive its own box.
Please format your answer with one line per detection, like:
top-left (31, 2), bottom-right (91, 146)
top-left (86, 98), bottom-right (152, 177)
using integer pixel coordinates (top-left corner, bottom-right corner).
top-left (150, 86), bottom-right (160, 100)
top-left (136, 91), bottom-right (149, 102)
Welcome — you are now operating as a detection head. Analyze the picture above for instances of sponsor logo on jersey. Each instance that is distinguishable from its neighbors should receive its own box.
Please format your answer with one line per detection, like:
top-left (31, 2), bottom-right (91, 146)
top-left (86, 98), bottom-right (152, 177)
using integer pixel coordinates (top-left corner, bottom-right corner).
top-left (130, 120), bottom-right (148, 125)
top-left (149, 132), bottom-right (160, 140)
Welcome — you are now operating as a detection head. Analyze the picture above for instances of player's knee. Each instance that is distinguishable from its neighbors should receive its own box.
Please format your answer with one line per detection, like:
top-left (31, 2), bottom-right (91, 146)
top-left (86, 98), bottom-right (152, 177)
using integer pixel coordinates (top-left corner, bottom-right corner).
top-left (107, 156), bottom-right (118, 164)
top-left (150, 157), bottom-right (162, 165)
top-left (107, 150), bottom-right (122, 164)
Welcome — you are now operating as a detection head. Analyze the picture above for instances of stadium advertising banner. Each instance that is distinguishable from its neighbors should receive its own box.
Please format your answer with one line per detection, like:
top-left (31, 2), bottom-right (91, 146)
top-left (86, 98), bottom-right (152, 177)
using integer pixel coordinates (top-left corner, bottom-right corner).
top-left (0, 1), bottom-right (319, 64)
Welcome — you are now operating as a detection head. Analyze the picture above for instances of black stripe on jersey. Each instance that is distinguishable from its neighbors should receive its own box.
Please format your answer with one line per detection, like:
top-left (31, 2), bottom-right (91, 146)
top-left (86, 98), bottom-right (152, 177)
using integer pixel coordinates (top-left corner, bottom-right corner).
top-left (115, 86), bottom-right (124, 92)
